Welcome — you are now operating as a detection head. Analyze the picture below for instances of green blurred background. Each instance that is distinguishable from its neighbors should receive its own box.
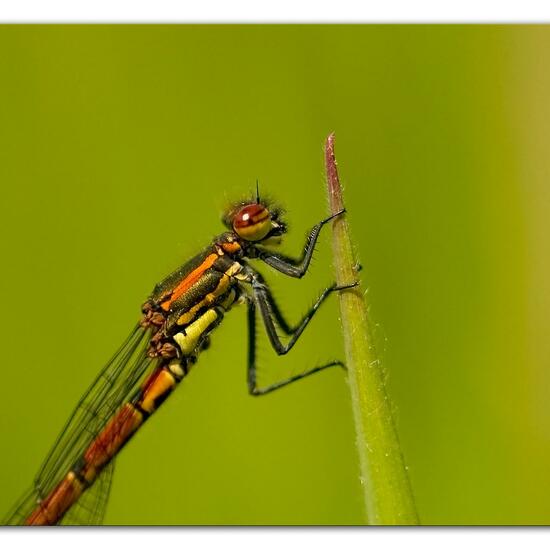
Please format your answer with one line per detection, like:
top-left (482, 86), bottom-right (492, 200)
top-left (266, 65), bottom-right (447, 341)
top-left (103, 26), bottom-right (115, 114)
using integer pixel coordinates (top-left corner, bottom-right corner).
top-left (0, 25), bottom-right (548, 525)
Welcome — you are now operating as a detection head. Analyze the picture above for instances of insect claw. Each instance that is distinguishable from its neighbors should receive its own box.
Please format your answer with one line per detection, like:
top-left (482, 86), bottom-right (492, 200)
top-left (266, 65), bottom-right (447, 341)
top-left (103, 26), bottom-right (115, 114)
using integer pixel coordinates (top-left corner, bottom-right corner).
top-left (321, 208), bottom-right (346, 225)
top-left (333, 281), bottom-right (359, 292)
top-left (329, 360), bottom-right (347, 371)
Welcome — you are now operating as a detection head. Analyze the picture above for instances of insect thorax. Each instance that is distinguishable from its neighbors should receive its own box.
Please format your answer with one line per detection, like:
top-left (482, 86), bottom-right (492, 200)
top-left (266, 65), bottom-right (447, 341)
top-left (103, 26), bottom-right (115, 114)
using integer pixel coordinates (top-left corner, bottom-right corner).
top-left (140, 234), bottom-right (248, 362)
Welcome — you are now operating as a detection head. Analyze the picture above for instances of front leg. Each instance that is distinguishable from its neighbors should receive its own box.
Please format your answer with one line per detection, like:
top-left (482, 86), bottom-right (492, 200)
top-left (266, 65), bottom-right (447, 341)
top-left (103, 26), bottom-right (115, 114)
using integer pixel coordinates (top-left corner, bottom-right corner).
top-left (254, 209), bottom-right (345, 278)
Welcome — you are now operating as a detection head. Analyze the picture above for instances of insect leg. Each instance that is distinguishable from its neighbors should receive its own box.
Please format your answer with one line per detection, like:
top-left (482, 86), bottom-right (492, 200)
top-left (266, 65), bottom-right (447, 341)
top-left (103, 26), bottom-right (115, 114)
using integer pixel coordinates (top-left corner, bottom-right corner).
top-left (255, 209), bottom-right (345, 278)
top-left (252, 276), bottom-right (356, 355)
top-left (261, 274), bottom-right (360, 336)
top-left (248, 271), bottom-right (295, 335)
top-left (245, 279), bottom-right (357, 396)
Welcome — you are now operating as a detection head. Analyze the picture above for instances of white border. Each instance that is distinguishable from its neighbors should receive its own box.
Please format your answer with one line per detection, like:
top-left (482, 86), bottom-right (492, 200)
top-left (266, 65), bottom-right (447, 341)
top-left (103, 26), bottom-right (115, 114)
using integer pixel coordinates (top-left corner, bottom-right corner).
top-left (1, 4), bottom-right (549, 549)
top-left (0, 1), bottom-right (550, 23)
top-left (2, 529), bottom-right (550, 550)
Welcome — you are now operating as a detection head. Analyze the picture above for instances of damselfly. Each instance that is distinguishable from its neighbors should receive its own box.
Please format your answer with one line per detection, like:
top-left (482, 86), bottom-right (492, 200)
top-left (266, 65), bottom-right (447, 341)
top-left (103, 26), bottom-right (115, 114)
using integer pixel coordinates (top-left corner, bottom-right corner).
top-left (4, 187), bottom-right (355, 526)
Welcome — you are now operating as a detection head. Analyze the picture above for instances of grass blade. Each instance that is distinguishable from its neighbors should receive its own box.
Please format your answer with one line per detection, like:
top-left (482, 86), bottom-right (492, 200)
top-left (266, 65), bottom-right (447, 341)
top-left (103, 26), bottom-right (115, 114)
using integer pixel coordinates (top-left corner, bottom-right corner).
top-left (325, 133), bottom-right (419, 525)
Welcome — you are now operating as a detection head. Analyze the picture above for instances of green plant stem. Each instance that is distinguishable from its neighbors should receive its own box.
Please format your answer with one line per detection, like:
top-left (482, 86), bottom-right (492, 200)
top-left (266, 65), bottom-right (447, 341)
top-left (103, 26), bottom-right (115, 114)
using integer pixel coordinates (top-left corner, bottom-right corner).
top-left (325, 133), bottom-right (419, 525)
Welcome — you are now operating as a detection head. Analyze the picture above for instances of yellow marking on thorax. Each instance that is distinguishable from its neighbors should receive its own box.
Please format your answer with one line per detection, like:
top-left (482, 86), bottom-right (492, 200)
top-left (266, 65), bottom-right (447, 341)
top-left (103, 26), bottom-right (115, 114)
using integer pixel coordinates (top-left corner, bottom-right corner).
top-left (173, 308), bottom-right (219, 355)
top-left (176, 261), bottom-right (243, 326)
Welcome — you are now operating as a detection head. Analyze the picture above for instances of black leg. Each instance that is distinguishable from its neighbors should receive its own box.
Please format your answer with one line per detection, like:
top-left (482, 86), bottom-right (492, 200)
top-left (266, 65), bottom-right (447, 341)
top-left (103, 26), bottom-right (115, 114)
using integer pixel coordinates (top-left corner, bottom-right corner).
top-left (246, 298), bottom-right (345, 396)
top-left (265, 280), bottom-right (358, 335)
top-left (252, 276), bottom-right (357, 356)
top-left (254, 209), bottom-right (345, 278)
top-left (248, 271), bottom-right (296, 335)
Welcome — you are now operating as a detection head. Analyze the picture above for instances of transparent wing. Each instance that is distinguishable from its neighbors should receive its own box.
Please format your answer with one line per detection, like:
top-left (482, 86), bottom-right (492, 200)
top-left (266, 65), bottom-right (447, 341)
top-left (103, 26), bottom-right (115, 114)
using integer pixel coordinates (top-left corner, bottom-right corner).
top-left (3, 488), bottom-right (39, 525)
top-left (35, 323), bottom-right (153, 497)
top-left (60, 461), bottom-right (115, 526)
top-left (4, 323), bottom-right (155, 525)
top-left (4, 461), bottom-right (116, 526)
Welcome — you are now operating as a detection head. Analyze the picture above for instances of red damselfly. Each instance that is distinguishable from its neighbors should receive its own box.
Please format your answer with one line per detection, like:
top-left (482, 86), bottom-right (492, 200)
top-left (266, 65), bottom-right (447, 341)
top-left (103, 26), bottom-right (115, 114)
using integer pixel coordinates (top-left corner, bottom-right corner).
top-left (4, 186), bottom-right (355, 525)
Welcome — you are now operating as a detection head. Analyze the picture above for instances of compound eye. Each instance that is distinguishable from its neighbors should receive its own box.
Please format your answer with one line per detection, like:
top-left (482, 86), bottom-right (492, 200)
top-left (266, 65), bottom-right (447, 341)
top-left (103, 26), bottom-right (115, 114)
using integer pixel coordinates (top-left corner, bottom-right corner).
top-left (233, 204), bottom-right (271, 241)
